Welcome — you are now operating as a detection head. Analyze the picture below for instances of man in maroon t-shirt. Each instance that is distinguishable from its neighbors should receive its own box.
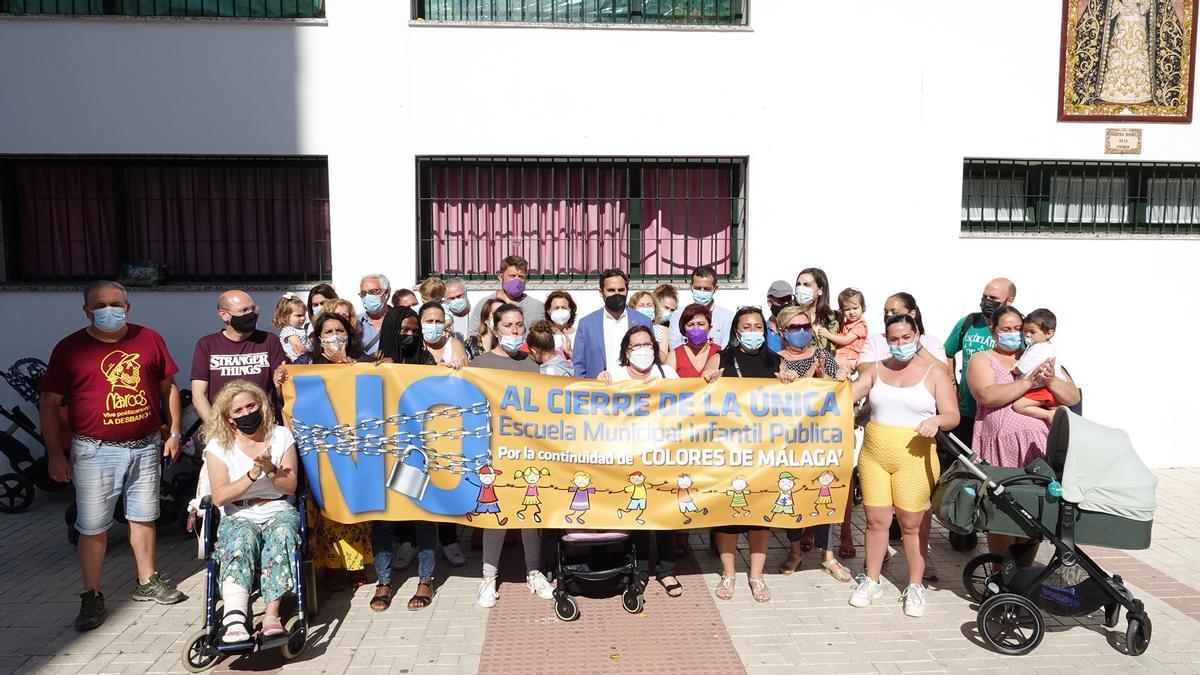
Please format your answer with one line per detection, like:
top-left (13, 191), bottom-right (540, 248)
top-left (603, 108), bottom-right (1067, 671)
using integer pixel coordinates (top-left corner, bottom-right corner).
top-left (41, 280), bottom-right (186, 631)
top-left (190, 289), bottom-right (288, 423)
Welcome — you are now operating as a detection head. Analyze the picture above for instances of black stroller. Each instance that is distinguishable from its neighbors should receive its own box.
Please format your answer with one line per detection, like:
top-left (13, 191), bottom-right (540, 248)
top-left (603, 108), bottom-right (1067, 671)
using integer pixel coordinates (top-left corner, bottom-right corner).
top-left (553, 531), bottom-right (645, 621)
top-left (0, 358), bottom-right (69, 513)
top-left (180, 493), bottom-right (312, 672)
top-left (933, 407), bottom-right (1157, 656)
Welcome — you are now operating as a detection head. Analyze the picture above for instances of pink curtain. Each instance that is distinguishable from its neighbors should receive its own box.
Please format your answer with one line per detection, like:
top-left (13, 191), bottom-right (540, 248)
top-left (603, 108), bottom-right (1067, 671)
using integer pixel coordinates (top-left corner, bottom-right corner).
top-left (429, 164), bottom-right (629, 276)
top-left (125, 164), bottom-right (330, 278)
top-left (640, 166), bottom-right (734, 276)
top-left (14, 164), bottom-right (118, 279)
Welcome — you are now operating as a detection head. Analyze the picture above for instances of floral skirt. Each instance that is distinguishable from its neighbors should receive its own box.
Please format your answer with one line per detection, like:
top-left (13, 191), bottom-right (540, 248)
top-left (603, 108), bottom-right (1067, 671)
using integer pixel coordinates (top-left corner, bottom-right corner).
top-left (213, 508), bottom-right (301, 603)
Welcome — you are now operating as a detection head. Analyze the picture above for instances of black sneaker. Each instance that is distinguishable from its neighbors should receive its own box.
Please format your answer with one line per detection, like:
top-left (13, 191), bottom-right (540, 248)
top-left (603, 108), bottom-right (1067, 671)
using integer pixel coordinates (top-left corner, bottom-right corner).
top-left (75, 589), bottom-right (106, 631)
top-left (132, 572), bottom-right (186, 605)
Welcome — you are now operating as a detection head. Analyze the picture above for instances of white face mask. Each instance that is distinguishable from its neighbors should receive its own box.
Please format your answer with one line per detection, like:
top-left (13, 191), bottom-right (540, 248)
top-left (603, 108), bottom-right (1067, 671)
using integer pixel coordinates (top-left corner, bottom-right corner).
top-left (549, 308), bottom-right (571, 326)
top-left (321, 335), bottom-right (348, 352)
top-left (629, 347), bottom-right (656, 371)
top-left (794, 285), bottom-right (815, 307)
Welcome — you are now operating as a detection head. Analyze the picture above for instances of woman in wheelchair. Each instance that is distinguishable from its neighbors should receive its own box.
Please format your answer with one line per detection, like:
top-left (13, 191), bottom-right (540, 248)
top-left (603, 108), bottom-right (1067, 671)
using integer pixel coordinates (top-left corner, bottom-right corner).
top-left (203, 381), bottom-right (301, 644)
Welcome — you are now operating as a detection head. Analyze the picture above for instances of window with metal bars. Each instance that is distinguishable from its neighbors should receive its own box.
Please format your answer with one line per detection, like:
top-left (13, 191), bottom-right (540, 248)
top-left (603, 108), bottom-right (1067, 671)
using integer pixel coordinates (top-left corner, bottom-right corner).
top-left (417, 156), bottom-right (746, 284)
top-left (0, 156), bottom-right (332, 283)
top-left (411, 0), bottom-right (746, 25)
top-left (0, 0), bottom-right (323, 18)
top-left (962, 159), bottom-right (1200, 237)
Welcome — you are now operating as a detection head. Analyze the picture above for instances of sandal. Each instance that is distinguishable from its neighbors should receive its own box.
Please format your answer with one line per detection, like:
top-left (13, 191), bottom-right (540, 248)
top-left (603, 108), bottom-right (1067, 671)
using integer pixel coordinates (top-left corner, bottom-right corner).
top-left (407, 580), bottom-right (434, 611)
top-left (821, 559), bottom-right (854, 583)
top-left (221, 610), bottom-right (251, 644)
top-left (748, 577), bottom-right (771, 603)
top-left (714, 575), bottom-right (735, 600)
top-left (261, 614), bottom-right (286, 638)
top-left (778, 551), bottom-right (803, 575)
top-left (659, 576), bottom-right (683, 598)
top-left (839, 529), bottom-right (857, 558)
top-left (370, 585), bottom-right (393, 612)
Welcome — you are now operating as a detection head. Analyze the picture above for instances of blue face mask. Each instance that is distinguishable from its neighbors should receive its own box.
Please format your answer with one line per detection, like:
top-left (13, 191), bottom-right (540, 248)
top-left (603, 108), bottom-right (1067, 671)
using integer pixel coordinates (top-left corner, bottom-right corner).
top-left (997, 332), bottom-right (1023, 351)
top-left (889, 342), bottom-right (919, 362)
top-left (499, 334), bottom-right (526, 354)
top-left (92, 306), bottom-right (127, 332)
top-left (636, 307), bottom-right (656, 321)
top-left (445, 298), bottom-right (468, 314)
top-left (362, 293), bottom-right (385, 314)
top-left (784, 328), bottom-right (813, 349)
top-left (691, 289), bottom-right (713, 306)
top-left (421, 324), bottom-right (445, 344)
top-left (658, 308), bottom-right (673, 323)
top-left (739, 331), bottom-right (765, 351)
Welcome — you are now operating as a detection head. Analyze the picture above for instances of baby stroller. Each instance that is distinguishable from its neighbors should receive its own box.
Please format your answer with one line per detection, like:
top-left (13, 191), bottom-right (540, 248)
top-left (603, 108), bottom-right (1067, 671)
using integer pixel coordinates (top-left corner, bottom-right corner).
top-left (180, 492), bottom-right (312, 672)
top-left (553, 531), bottom-right (644, 621)
top-left (0, 358), bottom-right (69, 513)
top-left (932, 407), bottom-right (1157, 657)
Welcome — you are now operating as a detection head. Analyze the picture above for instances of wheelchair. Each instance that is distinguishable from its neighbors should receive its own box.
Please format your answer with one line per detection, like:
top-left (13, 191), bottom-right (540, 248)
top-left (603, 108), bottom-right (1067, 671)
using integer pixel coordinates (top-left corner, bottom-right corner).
top-left (180, 493), bottom-right (315, 672)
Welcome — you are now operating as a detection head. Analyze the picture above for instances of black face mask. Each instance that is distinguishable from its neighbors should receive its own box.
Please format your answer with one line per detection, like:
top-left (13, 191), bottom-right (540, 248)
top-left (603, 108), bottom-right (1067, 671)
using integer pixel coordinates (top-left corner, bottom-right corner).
top-left (233, 408), bottom-right (264, 435)
top-left (604, 294), bottom-right (627, 314)
top-left (398, 333), bottom-right (419, 356)
top-left (979, 296), bottom-right (1002, 319)
top-left (229, 311), bottom-right (259, 334)
top-left (769, 300), bottom-right (791, 318)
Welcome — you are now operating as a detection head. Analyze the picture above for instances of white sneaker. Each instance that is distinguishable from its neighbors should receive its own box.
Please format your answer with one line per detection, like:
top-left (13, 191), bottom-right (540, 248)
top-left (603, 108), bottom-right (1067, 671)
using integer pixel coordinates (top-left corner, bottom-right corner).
top-left (442, 542), bottom-right (466, 567)
top-left (902, 583), bottom-right (928, 617)
top-left (392, 542), bottom-right (415, 570)
top-left (477, 576), bottom-right (499, 608)
top-left (527, 571), bottom-right (554, 600)
top-left (848, 574), bottom-right (883, 608)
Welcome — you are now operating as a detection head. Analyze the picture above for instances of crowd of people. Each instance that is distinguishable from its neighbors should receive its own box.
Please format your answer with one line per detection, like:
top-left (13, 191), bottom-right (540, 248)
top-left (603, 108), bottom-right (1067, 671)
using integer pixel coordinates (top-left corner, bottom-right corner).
top-left (39, 255), bottom-right (1080, 637)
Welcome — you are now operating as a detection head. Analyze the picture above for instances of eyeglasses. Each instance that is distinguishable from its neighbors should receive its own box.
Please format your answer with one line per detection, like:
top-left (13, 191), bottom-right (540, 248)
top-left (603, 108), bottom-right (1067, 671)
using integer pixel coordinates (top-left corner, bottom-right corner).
top-left (736, 305), bottom-right (763, 312)
top-left (359, 288), bottom-right (387, 297)
top-left (785, 324), bottom-right (811, 331)
top-left (628, 342), bottom-right (655, 350)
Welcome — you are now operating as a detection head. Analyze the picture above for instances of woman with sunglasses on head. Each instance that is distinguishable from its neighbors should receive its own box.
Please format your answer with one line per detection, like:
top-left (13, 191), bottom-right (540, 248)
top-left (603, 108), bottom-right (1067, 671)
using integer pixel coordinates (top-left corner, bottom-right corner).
top-left (772, 306), bottom-right (854, 583)
top-left (707, 306), bottom-right (795, 603)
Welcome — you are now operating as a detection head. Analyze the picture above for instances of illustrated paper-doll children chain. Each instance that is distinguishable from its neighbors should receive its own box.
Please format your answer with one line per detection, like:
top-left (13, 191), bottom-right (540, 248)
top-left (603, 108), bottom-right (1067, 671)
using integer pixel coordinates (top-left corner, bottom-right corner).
top-left (654, 474), bottom-right (710, 526)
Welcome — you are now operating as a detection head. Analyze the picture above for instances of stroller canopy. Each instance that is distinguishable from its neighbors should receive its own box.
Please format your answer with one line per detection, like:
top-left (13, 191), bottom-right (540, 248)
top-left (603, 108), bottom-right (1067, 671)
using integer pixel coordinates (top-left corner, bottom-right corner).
top-left (1052, 408), bottom-right (1157, 521)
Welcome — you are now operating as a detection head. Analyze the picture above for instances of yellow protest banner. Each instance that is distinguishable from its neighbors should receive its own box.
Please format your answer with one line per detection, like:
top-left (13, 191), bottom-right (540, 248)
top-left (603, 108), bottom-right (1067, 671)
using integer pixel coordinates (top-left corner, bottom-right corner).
top-left (282, 363), bottom-right (853, 529)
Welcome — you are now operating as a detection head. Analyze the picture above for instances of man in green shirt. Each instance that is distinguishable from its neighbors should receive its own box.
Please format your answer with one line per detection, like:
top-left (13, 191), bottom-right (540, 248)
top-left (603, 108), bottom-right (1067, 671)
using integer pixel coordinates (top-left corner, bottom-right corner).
top-left (944, 277), bottom-right (1017, 446)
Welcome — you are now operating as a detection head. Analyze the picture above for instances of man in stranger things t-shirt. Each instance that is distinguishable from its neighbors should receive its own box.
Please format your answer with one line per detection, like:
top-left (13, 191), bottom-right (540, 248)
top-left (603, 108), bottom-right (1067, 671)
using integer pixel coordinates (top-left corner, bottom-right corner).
top-left (189, 289), bottom-right (288, 422)
top-left (40, 280), bottom-right (186, 632)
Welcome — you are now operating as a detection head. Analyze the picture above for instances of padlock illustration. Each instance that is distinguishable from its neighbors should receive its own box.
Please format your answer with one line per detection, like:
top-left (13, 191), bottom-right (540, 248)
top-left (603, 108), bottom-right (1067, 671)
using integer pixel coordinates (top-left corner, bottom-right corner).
top-left (387, 446), bottom-right (431, 501)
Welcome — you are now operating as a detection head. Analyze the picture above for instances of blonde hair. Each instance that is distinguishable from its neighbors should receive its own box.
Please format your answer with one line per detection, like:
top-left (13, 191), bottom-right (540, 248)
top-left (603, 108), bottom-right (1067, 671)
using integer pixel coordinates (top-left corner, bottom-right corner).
top-left (776, 305), bottom-right (808, 330)
top-left (571, 471), bottom-right (591, 483)
top-left (629, 291), bottom-right (659, 315)
top-left (323, 298), bottom-right (357, 326)
top-left (272, 295), bottom-right (306, 329)
top-left (202, 380), bottom-right (277, 451)
top-left (514, 467), bottom-right (551, 480)
top-left (418, 277), bottom-right (446, 303)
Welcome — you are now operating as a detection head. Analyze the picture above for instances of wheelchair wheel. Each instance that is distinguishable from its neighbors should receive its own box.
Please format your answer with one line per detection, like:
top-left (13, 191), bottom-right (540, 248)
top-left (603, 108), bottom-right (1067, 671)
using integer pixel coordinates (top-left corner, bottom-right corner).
top-left (0, 472), bottom-right (34, 513)
top-left (962, 553), bottom-right (1005, 603)
top-left (280, 616), bottom-right (307, 660)
top-left (978, 593), bottom-right (1045, 656)
top-left (554, 595), bottom-right (580, 622)
top-left (621, 588), bottom-right (643, 614)
top-left (1125, 612), bottom-right (1151, 656)
top-left (180, 628), bottom-right (220, 672)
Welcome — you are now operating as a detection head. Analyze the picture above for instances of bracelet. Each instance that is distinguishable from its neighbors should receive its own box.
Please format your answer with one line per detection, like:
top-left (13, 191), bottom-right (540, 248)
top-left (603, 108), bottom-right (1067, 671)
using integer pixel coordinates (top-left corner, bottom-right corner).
top-left (247, 469), bottom-right (261, 482)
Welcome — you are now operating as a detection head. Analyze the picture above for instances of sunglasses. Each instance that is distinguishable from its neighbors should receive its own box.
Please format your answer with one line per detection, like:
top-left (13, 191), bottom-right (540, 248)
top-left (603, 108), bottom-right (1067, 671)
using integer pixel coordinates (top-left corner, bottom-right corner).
top-left (785, 324), bottom-right (811, 331)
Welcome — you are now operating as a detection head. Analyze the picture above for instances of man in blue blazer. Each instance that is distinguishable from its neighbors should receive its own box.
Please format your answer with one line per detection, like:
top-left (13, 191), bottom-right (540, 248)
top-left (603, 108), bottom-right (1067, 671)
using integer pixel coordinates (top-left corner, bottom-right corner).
top-left (572, 269), bottom-right (652, 380)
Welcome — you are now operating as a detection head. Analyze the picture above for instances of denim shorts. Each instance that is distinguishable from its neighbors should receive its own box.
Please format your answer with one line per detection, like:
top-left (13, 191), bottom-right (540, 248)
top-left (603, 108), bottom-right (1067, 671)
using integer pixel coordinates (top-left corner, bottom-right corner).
top-left (71, 436), bottom-right (161, 535)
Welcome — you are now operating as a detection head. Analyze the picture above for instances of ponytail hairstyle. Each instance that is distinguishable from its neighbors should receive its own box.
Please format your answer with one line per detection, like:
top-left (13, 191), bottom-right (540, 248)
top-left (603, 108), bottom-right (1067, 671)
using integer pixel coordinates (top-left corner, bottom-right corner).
top-left (887, 292), bottom-right (926, 335)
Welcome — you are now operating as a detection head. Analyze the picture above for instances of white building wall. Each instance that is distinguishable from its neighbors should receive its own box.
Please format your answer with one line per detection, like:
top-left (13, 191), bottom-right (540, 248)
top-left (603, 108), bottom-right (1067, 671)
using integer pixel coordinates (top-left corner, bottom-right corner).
top-left (0, 1), bottom-right (1196, 467)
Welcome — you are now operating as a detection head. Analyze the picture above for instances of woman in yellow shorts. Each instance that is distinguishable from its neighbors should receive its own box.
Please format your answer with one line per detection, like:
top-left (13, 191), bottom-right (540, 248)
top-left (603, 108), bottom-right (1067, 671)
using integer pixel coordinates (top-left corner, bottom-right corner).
top-left (848, 314), bottom-right (958, 617)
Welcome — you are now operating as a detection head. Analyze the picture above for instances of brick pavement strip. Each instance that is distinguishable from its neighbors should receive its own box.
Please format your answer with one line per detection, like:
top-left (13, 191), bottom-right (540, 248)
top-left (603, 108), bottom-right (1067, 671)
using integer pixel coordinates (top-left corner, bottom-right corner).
top-left (2, 471), bottom-right (1199, 674)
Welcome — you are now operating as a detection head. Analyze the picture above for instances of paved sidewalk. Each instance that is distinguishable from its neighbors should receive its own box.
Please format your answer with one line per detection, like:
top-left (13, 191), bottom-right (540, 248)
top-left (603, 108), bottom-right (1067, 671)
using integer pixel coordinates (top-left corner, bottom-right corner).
top-left (1, 469), bottom-right (1198, 674)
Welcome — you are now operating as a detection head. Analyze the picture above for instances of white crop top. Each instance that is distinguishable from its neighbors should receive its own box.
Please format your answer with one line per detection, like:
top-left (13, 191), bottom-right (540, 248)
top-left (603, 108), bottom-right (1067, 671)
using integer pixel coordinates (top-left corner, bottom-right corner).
top-left (868, 364), bottom-right (938, 428)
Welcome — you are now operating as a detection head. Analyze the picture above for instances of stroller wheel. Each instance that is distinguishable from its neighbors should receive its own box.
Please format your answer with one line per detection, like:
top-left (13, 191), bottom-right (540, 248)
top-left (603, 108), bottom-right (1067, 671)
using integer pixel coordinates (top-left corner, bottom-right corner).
top-left (0, 472), bottom-right (34, 513)
top-left (621, 588), bottom-right (644, 614)
top-left (978, 593), bottom-right (1045, 656)
top-left (1125, 613), bottom-right (1151, 656)
top-left (554, 596), bottom-right (580, 622)
top-left (180, 628), bottom-right (220, 672)
top-left (962, 553), bottom-right (1005, 603)
top-left (280, 616), bottom-right (308, 660)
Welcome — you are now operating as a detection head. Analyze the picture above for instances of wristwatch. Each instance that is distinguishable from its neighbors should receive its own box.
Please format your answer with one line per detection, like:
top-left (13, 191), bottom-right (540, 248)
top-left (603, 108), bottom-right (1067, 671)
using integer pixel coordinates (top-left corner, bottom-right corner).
top-left (267, 469), bottom-right (277, 479)
top-left (169, 432), bottom-right (183, 441)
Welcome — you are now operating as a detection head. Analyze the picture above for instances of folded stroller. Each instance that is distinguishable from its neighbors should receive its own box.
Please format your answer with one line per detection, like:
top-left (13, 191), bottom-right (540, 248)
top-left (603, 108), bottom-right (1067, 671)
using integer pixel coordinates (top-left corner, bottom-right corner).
top-left (932, 408), bottom-right (1157, 657)
top-left (552, 531), bottom-right (644, 621)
